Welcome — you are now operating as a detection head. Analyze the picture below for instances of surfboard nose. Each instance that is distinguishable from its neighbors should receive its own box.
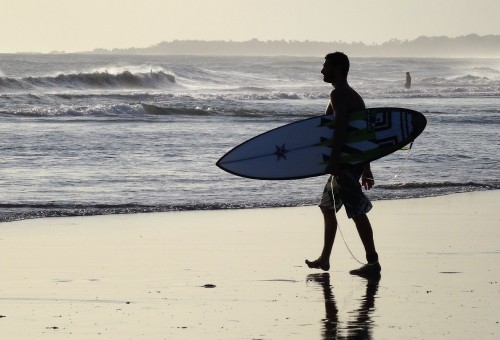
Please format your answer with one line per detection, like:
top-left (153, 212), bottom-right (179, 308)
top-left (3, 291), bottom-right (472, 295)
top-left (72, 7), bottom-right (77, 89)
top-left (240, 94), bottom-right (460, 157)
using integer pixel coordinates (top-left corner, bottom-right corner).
top-left (413, 112), bottom-right (427, 136)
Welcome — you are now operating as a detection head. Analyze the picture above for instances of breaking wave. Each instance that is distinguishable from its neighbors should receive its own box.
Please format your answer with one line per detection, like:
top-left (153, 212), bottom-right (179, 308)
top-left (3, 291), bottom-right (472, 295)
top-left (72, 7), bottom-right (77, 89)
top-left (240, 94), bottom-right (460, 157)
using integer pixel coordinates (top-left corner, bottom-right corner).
top-left (0, 70), bottom-right (176, 91)
top-left (420, 75), bottom-right (496, 86)
top-left (141, 103), bottom-right (214, 116)
top-left (377, 181), bottom-right (499, 190)
top-left (0, 102), bottom-right (311, 119)
top-left (371, 181), bottom-right (500, 200)
top-left (0, 201), bottom-right (310, 223)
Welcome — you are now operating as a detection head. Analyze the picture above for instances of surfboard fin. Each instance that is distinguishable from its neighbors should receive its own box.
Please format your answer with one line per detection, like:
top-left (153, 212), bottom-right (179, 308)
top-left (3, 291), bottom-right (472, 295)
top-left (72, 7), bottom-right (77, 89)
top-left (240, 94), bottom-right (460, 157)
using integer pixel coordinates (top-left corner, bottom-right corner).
top-left (400, 141), bottom-right (414, 151)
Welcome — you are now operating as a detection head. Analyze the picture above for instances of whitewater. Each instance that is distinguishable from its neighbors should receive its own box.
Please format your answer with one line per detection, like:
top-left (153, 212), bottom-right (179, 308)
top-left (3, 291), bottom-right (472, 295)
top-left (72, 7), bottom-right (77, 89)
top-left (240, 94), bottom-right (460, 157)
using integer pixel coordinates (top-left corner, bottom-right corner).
top-left (0, 54), bottom-right (499, 222)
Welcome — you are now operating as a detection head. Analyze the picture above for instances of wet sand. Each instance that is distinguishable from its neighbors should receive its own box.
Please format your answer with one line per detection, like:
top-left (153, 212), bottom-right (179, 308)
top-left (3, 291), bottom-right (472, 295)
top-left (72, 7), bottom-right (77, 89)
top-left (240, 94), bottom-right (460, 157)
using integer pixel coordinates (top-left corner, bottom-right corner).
top-left (0, 191), bottom-right (499, 339)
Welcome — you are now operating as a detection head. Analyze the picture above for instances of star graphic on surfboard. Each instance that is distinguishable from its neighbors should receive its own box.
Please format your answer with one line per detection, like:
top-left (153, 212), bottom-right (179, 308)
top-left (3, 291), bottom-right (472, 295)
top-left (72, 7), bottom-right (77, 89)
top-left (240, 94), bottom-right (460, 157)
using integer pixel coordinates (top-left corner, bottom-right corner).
top-left (274, 144), bottom-right (288, 161)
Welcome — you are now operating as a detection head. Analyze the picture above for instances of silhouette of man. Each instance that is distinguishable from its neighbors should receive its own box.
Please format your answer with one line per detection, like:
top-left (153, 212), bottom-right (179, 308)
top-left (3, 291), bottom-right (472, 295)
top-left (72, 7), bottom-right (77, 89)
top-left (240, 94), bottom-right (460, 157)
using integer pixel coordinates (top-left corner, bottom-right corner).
top-left (305, 52), bottom-right (381, 278)
top-left (405, 72), bottom-right (411, 89)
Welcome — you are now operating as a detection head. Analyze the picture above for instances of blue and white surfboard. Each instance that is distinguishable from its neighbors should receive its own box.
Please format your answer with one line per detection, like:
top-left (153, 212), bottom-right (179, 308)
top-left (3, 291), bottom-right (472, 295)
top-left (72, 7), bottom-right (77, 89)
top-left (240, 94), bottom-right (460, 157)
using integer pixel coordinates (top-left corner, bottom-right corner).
top-left (216, 107), bottom-right (427, 180)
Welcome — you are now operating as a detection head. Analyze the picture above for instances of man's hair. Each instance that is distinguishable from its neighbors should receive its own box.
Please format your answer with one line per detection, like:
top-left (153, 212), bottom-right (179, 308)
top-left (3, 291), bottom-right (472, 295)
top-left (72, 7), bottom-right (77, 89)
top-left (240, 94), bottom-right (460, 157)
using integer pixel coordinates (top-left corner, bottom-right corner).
top-left (325, 52), bottom-right (350, 78)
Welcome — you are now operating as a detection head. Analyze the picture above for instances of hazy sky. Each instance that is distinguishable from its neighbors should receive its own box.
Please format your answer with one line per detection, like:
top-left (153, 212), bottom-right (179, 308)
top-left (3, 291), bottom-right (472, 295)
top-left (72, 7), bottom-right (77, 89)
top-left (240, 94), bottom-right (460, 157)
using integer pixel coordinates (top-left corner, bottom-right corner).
top-left (2, 0), bottom-right (500, 53)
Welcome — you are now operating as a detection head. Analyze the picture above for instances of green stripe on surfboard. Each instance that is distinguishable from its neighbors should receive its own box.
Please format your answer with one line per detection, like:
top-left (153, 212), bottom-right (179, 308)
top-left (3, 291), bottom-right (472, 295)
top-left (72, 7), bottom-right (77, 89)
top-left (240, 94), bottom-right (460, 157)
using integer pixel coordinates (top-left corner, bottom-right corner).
top-left (317, 129), bottom-right (376, 147)
top-left (319, 110), bottom-right (367, 127)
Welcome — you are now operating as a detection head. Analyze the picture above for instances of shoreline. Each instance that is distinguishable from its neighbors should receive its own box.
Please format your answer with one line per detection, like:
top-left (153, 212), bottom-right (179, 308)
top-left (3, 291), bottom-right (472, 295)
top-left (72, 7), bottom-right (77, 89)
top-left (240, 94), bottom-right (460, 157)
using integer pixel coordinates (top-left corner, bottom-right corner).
top-left (1, 190), bottom-right (499, 339)
top-left (1, 188), bottom-right (498, 224)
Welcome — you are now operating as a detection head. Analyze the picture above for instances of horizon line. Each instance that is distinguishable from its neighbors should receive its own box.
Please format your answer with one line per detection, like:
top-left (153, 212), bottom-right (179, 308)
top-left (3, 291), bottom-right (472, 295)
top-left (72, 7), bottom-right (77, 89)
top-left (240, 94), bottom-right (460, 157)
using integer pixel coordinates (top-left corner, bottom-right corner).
top-left (2, 33), bottom-right (499, 55)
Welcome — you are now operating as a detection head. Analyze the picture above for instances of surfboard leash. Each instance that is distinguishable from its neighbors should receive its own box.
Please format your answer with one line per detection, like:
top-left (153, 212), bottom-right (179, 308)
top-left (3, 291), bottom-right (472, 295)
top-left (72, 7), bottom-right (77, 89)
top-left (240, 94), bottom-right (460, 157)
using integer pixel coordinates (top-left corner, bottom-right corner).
top-left (390, 143), bottom-right (414, 182)
top-left (331, 144), bottom-right (414, 265)
top-left (330, 178), bottom-right (367, 265)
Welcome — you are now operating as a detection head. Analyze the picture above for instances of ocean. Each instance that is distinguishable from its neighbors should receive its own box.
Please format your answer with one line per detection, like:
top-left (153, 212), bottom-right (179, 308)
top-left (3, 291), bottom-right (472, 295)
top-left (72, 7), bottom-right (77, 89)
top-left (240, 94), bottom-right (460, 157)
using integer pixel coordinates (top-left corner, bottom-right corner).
top-left (0, 54), bottom-right (499, 222)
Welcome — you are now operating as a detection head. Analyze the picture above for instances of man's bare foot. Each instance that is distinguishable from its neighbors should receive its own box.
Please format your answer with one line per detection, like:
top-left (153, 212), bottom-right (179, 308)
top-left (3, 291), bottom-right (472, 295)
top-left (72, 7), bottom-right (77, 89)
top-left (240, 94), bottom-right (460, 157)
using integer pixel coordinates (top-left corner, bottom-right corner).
top-left (305, 258), bottom-right (330, 271)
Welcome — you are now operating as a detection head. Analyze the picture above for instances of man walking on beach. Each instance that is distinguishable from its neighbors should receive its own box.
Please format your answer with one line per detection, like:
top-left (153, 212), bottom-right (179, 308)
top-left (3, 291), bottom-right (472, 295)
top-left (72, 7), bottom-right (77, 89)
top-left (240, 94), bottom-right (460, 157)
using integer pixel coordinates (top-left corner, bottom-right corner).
top-left (305, 52), bottom-right (381, 278)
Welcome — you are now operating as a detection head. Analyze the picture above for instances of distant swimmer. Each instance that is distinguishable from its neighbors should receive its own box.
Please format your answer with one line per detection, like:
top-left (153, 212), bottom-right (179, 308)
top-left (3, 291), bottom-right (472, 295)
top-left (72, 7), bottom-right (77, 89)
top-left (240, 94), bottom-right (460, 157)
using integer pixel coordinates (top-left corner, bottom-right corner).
top-left (405, 72), bottom-right (411, 89)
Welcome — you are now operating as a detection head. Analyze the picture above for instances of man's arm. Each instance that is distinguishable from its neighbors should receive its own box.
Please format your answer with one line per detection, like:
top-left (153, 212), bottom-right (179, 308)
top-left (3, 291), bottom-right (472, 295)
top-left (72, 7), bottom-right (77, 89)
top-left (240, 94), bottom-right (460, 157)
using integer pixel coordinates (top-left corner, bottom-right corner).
top-left (361, 163), bottom-right (374, 190)
top-left (326, 90), bottom-right (349, 175)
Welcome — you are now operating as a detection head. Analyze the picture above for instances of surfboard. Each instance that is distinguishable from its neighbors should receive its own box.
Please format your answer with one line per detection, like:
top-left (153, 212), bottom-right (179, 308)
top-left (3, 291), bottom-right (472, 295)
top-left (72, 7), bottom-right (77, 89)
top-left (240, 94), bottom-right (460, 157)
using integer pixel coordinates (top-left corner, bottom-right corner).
top-left (216, 107), bottom-right (427, 180)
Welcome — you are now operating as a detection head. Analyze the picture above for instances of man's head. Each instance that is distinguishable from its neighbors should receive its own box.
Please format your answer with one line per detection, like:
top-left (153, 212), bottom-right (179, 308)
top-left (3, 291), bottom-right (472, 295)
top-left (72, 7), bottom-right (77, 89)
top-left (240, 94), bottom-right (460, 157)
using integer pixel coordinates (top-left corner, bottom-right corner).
top-left (322, 52), bottom-right (350, 84)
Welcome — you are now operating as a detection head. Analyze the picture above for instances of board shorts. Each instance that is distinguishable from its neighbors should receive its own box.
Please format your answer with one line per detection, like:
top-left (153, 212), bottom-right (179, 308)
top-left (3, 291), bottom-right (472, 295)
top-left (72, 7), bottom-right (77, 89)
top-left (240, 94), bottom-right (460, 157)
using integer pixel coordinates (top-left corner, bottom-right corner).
top-left (319, 164), bottom-right (373, 219)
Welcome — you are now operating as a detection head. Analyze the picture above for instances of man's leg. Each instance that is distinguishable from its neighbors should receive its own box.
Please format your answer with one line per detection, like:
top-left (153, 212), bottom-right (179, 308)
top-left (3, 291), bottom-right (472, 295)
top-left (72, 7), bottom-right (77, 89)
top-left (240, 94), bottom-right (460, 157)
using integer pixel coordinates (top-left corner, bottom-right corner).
top-left (350, 213), bottom-right (381, 277)
top-left (306, 206), bottom-right (338, 271)
top-left (352, 214), bottom-right (378, 262)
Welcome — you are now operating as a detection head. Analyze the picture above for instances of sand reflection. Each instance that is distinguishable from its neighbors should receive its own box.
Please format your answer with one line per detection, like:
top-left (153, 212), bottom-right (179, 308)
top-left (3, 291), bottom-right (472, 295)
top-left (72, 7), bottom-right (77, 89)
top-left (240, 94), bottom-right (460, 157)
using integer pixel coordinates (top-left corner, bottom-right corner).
top-left (307, 273), bottom-right (379, 340)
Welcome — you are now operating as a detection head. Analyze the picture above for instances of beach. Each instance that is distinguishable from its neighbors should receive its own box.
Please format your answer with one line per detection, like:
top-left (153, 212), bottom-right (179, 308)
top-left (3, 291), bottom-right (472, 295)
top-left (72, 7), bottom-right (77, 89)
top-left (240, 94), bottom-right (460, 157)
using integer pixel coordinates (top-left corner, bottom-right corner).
top-left (1, 190), bottom-right (498, 339)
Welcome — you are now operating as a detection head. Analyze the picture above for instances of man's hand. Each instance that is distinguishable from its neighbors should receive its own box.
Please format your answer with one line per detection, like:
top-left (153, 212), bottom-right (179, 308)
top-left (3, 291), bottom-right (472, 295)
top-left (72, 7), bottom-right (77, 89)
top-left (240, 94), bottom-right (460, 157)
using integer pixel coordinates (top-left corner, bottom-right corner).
top-left (361, 165), bottom-right (374, 190)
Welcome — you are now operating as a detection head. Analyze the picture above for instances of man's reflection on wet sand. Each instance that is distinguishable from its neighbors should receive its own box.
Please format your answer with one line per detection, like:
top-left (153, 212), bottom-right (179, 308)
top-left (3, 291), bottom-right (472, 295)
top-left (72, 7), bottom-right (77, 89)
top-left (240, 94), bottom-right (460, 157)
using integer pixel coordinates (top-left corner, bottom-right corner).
top-left (307, 273), bottom-right (380, 340)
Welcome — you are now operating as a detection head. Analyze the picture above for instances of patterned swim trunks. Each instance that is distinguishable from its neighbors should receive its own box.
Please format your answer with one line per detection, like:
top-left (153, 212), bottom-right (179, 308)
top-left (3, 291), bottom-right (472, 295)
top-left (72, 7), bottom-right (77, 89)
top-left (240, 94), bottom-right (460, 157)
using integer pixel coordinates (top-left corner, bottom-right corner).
top-left (319, 164), bottom-right (373, 219)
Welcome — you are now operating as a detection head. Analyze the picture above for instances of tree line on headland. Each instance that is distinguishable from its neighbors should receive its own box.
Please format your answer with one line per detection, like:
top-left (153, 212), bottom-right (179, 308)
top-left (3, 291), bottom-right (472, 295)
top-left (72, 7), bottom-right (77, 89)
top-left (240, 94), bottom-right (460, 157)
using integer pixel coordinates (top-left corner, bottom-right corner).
top-left (90, 34), bottom-right (500, 57)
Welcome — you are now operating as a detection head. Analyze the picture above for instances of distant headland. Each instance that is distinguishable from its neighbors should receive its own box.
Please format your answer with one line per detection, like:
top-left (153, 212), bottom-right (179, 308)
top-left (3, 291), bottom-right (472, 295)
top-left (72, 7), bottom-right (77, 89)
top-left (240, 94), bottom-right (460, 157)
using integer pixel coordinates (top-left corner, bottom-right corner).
top-left (24, 34), bottom-right (500, 57)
